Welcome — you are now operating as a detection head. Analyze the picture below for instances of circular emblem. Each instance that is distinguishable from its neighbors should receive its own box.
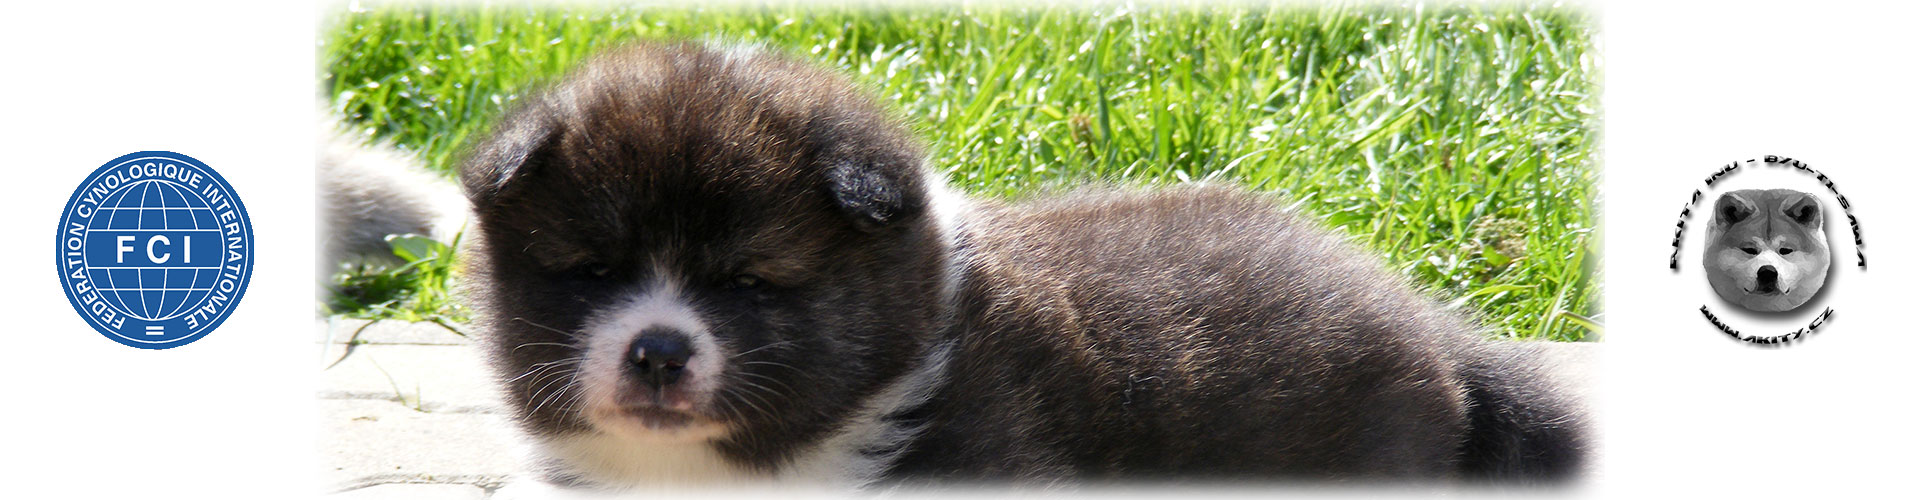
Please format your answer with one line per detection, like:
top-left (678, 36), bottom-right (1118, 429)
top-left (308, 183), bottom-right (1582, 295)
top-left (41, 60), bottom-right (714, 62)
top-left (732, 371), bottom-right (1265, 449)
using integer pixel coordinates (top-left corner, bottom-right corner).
top-left (55, 152), bottom-right (254, 349)
top-left (1666, 155), bottom-right (1864, 346)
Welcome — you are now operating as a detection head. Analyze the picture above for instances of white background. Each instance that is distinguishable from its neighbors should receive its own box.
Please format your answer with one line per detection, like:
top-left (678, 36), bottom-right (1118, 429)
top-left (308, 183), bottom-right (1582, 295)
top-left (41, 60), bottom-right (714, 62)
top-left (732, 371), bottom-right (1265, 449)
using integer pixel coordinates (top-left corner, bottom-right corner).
top-left (1605, 0), bottom-right (1920, 497)
top-left (0, 1), bottom-right (1915, 498)
top-left (0, 1), bottom-right (318, 498)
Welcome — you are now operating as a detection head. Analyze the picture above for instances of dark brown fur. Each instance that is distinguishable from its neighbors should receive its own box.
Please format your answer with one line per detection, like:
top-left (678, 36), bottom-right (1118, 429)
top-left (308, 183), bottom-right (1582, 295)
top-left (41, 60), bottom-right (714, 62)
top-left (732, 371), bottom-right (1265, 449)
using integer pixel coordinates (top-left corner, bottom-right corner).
top-left (462, 43), bottom-right (948, 474)
top-left (459, 41), bottom-right (1585, 486)
top-left (896, 189), bottom-right (1469, 479)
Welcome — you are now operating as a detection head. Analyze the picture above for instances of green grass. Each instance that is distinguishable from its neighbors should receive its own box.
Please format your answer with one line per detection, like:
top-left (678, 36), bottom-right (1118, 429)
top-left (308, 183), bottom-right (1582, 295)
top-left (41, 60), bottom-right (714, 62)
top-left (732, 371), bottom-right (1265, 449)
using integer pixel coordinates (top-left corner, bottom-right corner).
top-left (320, 2), bottom-right (1601, 342)
top-left (324, 232), bottom-right (467, 326)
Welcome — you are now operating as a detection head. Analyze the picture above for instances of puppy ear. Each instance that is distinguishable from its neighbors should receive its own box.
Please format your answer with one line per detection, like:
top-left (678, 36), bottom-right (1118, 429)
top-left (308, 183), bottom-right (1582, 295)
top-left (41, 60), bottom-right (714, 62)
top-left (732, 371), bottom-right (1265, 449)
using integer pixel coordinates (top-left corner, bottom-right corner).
top-left (460, 111), bottom-right (561, 207)
top-left (1713, 192), bottom-right (1756, 227)
top-left (825, 159), bottom-right (923, 231)
top-left (1781, 193), bottom-right (1823, 229)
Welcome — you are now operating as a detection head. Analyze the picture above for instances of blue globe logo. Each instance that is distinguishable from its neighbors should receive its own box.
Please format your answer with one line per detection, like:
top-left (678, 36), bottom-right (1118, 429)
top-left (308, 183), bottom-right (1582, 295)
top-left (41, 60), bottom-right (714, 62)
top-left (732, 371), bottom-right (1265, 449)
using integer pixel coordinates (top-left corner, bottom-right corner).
top-left (86, 179), bottom-right (222, 321)
top-left (57, 152), bottom-right (253, 349)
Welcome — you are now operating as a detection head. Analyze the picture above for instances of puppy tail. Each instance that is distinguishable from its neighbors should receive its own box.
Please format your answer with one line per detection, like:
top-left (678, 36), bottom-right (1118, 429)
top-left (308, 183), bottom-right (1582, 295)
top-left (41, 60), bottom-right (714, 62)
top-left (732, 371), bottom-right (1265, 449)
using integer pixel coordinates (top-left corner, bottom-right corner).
top-left (1455, 341), bottom-right (1591, 482)
top-left (316, 115), bottom-right (469, 277)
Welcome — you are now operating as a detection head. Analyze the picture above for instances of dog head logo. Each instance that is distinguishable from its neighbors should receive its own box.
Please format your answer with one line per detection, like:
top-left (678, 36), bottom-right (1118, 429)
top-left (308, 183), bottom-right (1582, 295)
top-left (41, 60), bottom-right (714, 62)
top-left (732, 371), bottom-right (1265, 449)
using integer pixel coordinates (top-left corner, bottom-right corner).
top-left (1702, 189), bottom-right (1830, 312)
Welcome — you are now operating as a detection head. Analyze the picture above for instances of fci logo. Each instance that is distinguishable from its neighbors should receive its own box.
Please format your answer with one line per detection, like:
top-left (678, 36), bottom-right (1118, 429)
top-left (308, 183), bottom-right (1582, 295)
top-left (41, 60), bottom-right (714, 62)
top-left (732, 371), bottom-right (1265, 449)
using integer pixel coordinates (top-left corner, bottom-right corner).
top-left (55, 152), bottom-right (254, 349)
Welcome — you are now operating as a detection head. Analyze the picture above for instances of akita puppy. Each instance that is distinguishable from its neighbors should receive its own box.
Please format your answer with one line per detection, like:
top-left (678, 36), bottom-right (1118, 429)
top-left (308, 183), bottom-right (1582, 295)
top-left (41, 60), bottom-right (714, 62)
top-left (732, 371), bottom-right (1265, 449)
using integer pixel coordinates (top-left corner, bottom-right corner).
top-left (442, 42), bottom-right (1589, 490)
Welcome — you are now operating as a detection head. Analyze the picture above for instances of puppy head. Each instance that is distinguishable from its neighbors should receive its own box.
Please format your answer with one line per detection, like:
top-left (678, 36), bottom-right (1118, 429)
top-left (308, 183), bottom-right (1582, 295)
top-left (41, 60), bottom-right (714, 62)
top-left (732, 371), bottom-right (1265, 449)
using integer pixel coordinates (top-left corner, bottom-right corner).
top-left (458, 42), bottom-right (950, 472)
top-left (1702, 189), bottom-right (1831, 311)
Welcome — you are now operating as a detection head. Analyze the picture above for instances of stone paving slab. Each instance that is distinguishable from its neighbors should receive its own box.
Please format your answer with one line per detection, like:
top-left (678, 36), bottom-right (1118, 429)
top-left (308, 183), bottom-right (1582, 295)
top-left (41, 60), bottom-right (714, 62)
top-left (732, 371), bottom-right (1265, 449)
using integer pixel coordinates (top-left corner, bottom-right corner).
top-left (320, 319), bottom-right (521, 494)
top-left (319, 344), bottom-right (502, 413)
top-left (333, 483), bottom-right (493, 500)
top-left (321, 398), bottom-right (519, 490)
top-left (320, 318), bottom-right (474, 346)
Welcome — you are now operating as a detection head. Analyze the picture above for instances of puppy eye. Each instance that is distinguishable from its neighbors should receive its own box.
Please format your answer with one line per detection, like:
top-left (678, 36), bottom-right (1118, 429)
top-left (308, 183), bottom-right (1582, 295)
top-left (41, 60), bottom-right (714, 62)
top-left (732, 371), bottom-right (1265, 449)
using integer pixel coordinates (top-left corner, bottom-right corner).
top-left (575, 263), bottom-right (612, 279)
top-left (1778, 248), bottom-right (1795, 255)
top-left (728, 274), bottom-right (765, 290)
top-left (1740, 247), bottom-right (1759, 255)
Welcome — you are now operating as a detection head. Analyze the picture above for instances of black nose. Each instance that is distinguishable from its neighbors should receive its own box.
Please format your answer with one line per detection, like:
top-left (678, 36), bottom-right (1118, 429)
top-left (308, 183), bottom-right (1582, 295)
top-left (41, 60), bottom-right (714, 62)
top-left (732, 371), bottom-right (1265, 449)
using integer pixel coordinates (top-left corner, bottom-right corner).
top-left (1756, 265), bottom-right (1778, 288)
top-left (628, 329), bottom-right (693, 390)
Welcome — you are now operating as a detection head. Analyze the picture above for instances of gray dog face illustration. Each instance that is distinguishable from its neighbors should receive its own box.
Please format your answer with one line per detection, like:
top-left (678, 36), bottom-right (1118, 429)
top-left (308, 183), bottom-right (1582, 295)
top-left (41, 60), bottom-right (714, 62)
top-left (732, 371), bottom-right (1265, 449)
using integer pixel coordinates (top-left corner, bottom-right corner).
top-left (1703, 189), bottom-right (1831, 312)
